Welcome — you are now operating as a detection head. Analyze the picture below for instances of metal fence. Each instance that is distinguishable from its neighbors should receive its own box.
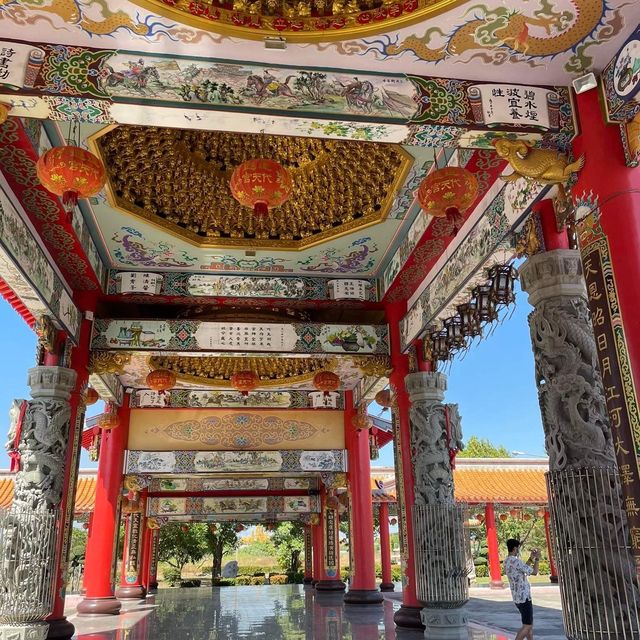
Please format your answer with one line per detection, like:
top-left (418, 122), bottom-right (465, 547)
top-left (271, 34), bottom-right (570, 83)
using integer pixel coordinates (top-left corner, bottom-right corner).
top-left (0, 508), bottom-right (57, 624)
top-left (413, 503), bottom-right (469, 609)
top-left (547, 467), bottom-right (640, 639)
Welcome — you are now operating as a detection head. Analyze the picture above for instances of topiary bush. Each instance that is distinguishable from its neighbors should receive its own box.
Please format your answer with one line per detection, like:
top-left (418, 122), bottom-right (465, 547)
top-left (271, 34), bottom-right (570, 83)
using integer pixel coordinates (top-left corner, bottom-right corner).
top-left (163, 567), bottom-right (182, 587)
top-left (235, 576), bottom-right (252, 586)
top-left (270, 574), bottom-right (289, 585)
top-left (180, 579), bottom-right (201, 588)
top-left (250, 576), bottom-right (265, 585)
top-left (211, 578), bottom-right (234, 587)
top-left (391, 565), bottom-right (402, 582)
top-left (475, 565), bottom-right (488, 578)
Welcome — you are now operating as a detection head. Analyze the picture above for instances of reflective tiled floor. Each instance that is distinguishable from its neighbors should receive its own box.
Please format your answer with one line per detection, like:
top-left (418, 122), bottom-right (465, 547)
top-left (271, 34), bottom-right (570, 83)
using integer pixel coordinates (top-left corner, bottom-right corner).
top-left (70, 585), bottom-right (562, 640)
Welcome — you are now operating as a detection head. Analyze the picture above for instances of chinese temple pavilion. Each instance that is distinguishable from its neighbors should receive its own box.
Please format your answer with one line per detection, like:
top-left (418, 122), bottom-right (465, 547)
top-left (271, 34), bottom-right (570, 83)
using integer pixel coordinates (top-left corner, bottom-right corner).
top-left (0, 1), bottom-right (639, 639)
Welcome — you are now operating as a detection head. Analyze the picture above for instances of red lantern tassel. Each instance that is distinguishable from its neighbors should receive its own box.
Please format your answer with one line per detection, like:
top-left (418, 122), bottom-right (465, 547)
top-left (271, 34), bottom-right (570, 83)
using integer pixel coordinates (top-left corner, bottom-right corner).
top-left (254, 201), bottom-right (269, 216)
top-left (62, 190), bottom-right (78, 220)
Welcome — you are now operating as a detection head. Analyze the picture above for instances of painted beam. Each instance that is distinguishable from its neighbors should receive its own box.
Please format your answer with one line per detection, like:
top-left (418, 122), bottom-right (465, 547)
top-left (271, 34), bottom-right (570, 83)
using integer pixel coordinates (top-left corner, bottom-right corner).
top-left (125, 449), bottom-right (347, 474)
top-left (92, 318), bottom-right (389, 355)
top-left (0, 38), bottom-right (574, 149)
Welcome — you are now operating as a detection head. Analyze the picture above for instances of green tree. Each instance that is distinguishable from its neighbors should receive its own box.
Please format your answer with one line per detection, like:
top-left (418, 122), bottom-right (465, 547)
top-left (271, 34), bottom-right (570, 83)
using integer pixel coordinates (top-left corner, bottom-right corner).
top-left (271, 522), bottom-right (304, 574)
top-left (458, 436), bottom-right (511, 458)
top-left (205, 523), bottom-right (239, 579)
top-left (70, 527), bottom-right (87, 561)
top-left (158, 523), bottom-right (208, 579)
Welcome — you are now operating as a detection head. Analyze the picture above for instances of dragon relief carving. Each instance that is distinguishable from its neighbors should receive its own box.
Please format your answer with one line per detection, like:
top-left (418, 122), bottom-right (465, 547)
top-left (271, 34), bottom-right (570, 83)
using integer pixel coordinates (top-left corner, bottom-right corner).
top-left (12, 397), bottom-right (72, 512)
top-left (409, 396), bottom-right (462, 506)
top-left (528, 296), bottom-right (615, 470)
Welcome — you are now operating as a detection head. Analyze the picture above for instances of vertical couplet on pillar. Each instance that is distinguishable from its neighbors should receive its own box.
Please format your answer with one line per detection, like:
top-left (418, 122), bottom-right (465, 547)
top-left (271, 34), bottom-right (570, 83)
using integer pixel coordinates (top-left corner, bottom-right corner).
top-left (116, 493), bottom-right (147, 600)
top-left (315, 487), bottom-right (345, 592)
top-left (572, 88), bottom-right (640, 566)
top-left (484, 503), bottom-right (504, 589)
top-left (378, 502), bottom-right (394, 592)
top-left (303, 525), bottom-right (313, 584)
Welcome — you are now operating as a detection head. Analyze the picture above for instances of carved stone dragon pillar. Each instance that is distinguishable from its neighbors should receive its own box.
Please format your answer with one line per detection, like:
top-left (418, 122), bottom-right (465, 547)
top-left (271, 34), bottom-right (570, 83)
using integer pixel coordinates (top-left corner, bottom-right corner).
top-left (0, 366), bottom-right (76, 640)
top-left (520, 249), bottom-right (640, 639)
top-left (405, 371), bottom-right (468, 640)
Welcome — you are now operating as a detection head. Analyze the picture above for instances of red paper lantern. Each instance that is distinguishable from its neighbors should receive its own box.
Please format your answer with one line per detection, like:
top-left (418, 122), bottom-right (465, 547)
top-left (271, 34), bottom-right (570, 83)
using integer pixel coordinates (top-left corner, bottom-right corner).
top-left (230, 159), bottom-right (293, 216)
top-left (313, 371), bottom-right (340, 396)
top-left (375, 389), bottom-right (392, 409)
top-left (417, 167), bottom-right (478, 233)
top-left (36, 146), bottom-right (106, 216)
top-left (509, 508), bottom-right (519, 518)
top-left (98, 411), bottom-right (119, 431)
top-left (523, 513), bottom-right (532, 521)
top-left (146, 369), bottom-right (176, 394)
top-left (85, 387), bottom-right (99, 406)
top-left (231, 370), bottom-right (259, 396)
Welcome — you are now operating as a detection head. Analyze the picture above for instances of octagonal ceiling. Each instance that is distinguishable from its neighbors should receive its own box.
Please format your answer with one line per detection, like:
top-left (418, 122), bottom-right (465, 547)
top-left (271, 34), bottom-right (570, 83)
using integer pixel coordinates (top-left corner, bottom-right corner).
top-left (91, 125), bottom-right (412, 251)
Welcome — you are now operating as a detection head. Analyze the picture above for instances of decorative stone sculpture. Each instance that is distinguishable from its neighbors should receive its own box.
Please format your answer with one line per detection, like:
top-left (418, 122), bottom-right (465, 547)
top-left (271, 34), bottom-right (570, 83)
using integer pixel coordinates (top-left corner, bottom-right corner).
top-left (0, 367), bottom-right (76, 640)
top-left (520, 249), bottom-right (640, 639)
top-left (405, 371), bottom-right (468, 639)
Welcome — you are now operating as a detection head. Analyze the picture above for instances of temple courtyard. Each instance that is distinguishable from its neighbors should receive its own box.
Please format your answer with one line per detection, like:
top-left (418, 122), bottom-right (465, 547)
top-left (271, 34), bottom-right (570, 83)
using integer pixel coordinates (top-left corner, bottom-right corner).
top-left (65, 585), bottom-right (565, 640)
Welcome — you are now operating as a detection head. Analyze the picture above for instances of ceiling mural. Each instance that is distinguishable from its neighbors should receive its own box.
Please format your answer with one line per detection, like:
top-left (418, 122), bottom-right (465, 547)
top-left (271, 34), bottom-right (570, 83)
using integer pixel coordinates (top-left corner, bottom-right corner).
top-left (91, 125), bottom-right (412, 251)
top-left (0, 0), bottom-right (637, 86)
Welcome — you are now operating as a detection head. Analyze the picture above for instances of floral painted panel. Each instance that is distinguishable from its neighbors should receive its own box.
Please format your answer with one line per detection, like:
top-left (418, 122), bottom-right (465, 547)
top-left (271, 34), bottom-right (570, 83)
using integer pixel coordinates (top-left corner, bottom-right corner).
top-left (126, 449), bottom-right (347, 474)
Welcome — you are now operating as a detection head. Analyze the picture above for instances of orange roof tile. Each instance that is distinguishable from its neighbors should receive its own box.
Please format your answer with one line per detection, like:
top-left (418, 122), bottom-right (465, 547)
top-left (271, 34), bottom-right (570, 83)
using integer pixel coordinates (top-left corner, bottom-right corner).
top-left (453, 467), bottom-right (547, 504)
top-left (0, 478), bottom-right (14, 509)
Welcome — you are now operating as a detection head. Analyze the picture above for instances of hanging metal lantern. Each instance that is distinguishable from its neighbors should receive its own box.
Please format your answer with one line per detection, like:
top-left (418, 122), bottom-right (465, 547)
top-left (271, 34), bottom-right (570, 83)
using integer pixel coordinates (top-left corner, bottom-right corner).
top-left (98, 407), bottom-right (119, 431)
top-left (457, 302), bottom-right (482, 338)
top-left (146, 368), bottom-right (176, 395)
top-left (36, 145), bottom-right (106, 217)
top-left (523, 513), bottom-right (532, 521)
top-left (476, 514), bottom-right (485, 523)
top-left (472, 285), bottom-right (498, 323)
top-left (488, 264), bottom-right (517, 306)
top-left (229, 159), bottom-right (293, 216)
top-left (509, 508), bottom-right (519, 518)
top-left (499, 513), bottom-right (508, 522)
top-left (352, 411), bottom-right (371, 432)
top-left (374, 389), bottom-right (392, 411)
top-left (313, 371), bottom-right (340, 396)
top-left (326, 495), bottom-right (339, 510)
top-left (85, 387), bottom-right (99, 406)
top-left (230, 370), bottom-right (259, 396)
top-left (444, 315), bottom-right (465, 349)
top-left (389, 517), bottom-right (398, 526)
top-left (430, 330), bottom-right (450, 362)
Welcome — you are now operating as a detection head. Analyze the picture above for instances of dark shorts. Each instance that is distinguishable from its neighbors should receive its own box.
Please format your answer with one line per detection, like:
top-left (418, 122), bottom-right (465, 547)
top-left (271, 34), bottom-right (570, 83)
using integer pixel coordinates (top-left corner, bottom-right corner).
top-left (515, 599), bottom-right (533, 626)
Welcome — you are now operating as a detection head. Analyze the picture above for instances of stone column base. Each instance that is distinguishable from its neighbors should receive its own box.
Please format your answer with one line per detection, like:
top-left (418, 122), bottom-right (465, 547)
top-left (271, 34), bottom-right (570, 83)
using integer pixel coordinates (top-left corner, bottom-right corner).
top-left (45, 617), bottom-right (75, 640)
top-left (115, 585), bottom-right (146, 600)
top-left (315, 579), bottom-right (346, 592)
top-left (550, 575), bottom-right (559, 584)
top-left (344, 588), bottom-right (383, 604)
top-left (490, 580), bottom-right (506, 589)
top-left (379, 582), bottom-right (395, 592)
top-left (421, 607), bottom-right (468, 639)
top-left (394, 605), bottom-right (425, 629)
top-left (0, 622), bottom-right (49, 640)
top-left (77, 596), bottom-right (122, 616)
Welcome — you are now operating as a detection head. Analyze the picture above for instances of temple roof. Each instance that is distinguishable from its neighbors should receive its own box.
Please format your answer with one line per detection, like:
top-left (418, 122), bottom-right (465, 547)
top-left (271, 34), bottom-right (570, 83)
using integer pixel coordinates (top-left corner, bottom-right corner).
top-left (0, 459), bottom-right (548, 513)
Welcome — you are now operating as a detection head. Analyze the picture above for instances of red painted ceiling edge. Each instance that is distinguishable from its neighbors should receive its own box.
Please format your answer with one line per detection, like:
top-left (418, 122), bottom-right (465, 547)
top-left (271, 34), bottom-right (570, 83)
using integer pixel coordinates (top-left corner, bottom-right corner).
top-left (0, 278), bottom-right (36, 328)
top-left (382, 151), bottom-right (508, 304)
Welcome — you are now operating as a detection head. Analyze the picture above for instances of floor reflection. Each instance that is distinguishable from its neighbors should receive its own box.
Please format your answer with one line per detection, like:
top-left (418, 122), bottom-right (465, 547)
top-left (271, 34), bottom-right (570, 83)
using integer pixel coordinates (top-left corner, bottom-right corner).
top-left (73, 585), bottom-right (512, 640)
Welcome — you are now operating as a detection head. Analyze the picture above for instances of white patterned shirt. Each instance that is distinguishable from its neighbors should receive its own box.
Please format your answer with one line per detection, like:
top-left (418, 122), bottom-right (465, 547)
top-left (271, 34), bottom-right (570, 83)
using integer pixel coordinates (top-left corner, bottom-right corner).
top-left (504, 555), bottom-right (533, 604)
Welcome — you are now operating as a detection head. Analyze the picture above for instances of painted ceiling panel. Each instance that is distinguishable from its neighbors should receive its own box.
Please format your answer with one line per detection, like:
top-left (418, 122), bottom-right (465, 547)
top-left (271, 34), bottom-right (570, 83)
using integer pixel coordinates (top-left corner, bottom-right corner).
top-left (0, 0), bottom-right (636, 86)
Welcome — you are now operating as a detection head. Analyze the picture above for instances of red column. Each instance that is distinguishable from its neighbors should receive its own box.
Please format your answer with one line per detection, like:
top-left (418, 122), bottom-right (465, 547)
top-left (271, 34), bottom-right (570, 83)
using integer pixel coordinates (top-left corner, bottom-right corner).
top-left (311, 521), bottom-right (322, 586)
top-left (387, 301), bottom-right (423, 628)
top-left (315, 487), bottom-right (345, 592)
top-left (485, 503), bottom-right (504, 589)
top-left (543, 509), bottom-right (559, 584)
top-left (344, 390), bottom-right (382, 604)
top-left (303, 525), bottom-right (313, 584)
top-left (78, 398), bottom-right (131, 615)
top-left (534, 198), bottom-right (570, 250)
top-left (140, 524), bottom-right (153, 591)
top-left (47, 302), bottom-right (94, 639)
top-left (378, 502), bottom-right (394, 592)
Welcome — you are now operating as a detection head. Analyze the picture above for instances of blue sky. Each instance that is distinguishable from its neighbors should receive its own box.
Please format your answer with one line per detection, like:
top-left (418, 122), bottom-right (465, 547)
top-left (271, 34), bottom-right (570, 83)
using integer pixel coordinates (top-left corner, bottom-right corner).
top-left (0, 280), bottom-right (545, 470)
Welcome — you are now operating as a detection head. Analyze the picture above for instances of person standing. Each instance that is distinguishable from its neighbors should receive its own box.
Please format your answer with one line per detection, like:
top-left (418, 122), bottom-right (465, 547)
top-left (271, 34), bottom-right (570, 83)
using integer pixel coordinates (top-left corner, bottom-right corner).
top-left (504, 538), bottom-right (540, 640)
